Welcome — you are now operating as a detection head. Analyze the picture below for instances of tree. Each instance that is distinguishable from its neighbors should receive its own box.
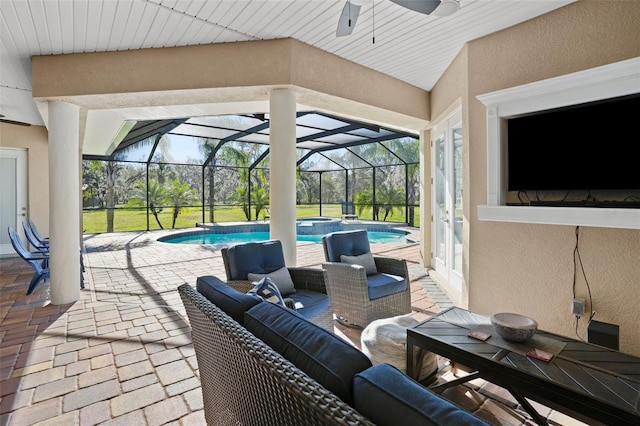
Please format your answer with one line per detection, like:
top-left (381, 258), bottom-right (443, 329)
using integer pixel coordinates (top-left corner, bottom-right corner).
top-left (375, 184), bottom-right (405, 221)
top-left (82, 160), bottom-right (106, 208)
top-left (251, 186), bottom-right (269, 220)
top-left (166, 178), bottom-right (198, 228)
top-left (297, 169), bottom-right (320, 203)
top-left (219, 144), bottom-right (270, 221)
top-left (105, 161), bottom-right (118, 232)
top-left (385, 138), bottom-right (420, 226)
top-left (128, 179), bottom-right (167, 229)
top-left (354, 189), bottom-right (377, 219)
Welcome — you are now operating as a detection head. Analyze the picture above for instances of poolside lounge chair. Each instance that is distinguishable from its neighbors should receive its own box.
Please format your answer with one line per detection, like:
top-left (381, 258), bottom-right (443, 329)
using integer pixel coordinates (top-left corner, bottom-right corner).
top-left (341, 201), bottom-right (358, 221)
top-left (322, 229), bottom-right (411, 328)
top-left (8, 227), bottom-right (50, 295)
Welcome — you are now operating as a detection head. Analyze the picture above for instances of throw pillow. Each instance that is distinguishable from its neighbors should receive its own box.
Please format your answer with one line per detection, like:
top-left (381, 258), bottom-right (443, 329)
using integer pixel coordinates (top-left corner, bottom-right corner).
top-left (247, 266), bottom-right (296, 296)
top-left (247, 277), bottom-right (285, 306)
top-left (341, 252), bottom-right (378, 275)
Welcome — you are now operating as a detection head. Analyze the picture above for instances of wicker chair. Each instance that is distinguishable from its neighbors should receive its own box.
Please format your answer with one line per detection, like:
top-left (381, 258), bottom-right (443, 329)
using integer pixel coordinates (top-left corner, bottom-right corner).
top-left (322, 230), bottom-right (411, 328)
top-left (221, 240), bottom-right (334, 330)
top-left (178, 284), bottom-right (373, 425)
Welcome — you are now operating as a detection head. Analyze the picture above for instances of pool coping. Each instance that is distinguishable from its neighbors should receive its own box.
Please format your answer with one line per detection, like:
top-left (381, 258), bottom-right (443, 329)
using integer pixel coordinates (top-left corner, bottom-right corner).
top-left (157, 219), bottom-right (418, 246)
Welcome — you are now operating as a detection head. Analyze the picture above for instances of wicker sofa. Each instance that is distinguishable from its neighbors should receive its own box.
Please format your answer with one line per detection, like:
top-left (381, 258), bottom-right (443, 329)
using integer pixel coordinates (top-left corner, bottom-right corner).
top-left (178, 278), bottom-right (490, 426)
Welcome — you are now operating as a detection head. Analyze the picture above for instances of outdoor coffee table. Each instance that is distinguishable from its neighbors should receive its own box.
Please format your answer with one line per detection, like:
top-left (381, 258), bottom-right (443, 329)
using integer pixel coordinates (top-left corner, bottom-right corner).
top-left (407, 307), bottom-right (640, 426)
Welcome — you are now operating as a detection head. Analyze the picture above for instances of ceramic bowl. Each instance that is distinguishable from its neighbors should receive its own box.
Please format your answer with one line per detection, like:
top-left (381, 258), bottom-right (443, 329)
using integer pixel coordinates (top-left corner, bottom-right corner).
top-left (490, 313), bottom-right (538, 342)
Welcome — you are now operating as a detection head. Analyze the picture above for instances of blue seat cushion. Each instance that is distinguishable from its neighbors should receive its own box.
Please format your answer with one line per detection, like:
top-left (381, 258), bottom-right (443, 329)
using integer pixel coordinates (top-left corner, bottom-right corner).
top-left (287, 290), bottom-right (330, 320)
top-left (225, 240), bottom-right (286, 280)
top-left (196, 276), bottom-right (261, 325)
top-left (244, 302), bottom-right (372, 404)
top-left (367, 273), bottom-right (407, 300)
top-left (353, 363), bottom-right (490, 426)
top-left (323, 230), bottom-right (371, 263)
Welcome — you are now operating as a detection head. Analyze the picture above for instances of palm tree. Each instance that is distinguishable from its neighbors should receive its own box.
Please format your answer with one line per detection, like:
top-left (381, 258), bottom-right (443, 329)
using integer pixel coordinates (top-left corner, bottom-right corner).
top-left (129, 179), bottom-right (167, 229)
top-left (354, 189), bottom-right (376, 219)
top-left (376, 184), bottom-right (405, 221)
top-left (219, 145), bottom-right (251, 219)
top-left (166, 178), bottom-right (198, 228)
top-left (251, 186), bottom-right (269, 220)
top-left (219, 144), bottom-right (270, 221)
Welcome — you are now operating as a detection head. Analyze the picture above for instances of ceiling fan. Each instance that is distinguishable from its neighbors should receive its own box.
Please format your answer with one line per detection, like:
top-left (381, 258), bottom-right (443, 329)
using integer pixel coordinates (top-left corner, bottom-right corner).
top-left (336, 0), bottom-right (460, 37)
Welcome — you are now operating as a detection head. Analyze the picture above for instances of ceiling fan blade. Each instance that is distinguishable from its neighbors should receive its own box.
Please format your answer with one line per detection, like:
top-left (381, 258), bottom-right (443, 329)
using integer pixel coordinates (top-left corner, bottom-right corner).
top-left (389, 0), bottom-right (441, 15)
top-left (336, 2), bottom-right (362, 37)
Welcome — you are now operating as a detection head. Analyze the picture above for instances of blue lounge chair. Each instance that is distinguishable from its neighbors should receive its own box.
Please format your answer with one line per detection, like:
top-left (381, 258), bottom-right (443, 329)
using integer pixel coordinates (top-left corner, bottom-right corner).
top-left (28, 219), bottom-right (49, 243)
top-left (25, 220), bottom-right (85, 274)
top-left (8, 227), bottom-right (50, 295)
top-left (22, 221), bottom-right (49, 254)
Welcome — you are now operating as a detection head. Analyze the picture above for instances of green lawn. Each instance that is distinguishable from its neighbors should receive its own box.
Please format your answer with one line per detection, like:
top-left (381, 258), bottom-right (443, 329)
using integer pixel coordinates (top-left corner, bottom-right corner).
top-left (82, 204), bottom-right (418, 234)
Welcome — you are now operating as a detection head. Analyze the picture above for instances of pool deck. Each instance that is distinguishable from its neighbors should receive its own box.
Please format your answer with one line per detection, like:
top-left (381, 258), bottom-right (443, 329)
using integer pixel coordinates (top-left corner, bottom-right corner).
top-left (0, 226), bottom-right (583, 425)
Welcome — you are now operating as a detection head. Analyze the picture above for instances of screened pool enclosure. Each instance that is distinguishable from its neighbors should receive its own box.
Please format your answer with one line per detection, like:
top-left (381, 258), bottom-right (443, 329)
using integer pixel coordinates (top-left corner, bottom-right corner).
top-left (82, 111), bottom-right (419, 233)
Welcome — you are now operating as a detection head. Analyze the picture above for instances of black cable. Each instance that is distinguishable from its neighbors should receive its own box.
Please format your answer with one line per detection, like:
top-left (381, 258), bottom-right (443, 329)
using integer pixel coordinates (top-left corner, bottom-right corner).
top-left (573, 226), bottom-right (596, 340)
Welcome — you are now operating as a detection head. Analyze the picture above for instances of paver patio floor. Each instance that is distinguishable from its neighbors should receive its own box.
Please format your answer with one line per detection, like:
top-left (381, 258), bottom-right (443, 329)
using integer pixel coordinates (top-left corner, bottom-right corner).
top-left (1, 228), bottom-right (585, 425)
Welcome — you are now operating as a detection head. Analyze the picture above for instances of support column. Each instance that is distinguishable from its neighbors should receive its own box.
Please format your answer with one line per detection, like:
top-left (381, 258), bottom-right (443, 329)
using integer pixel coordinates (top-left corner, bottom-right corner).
top-left (48, 101), bottom-right (81, 304)
top-left (269, 89), bottom-right (297, 265)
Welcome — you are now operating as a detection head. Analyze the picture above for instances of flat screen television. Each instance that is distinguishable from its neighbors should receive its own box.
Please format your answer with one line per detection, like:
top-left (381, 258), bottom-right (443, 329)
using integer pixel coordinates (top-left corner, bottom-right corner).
top-left (507, 93), bottom-right (640, 192)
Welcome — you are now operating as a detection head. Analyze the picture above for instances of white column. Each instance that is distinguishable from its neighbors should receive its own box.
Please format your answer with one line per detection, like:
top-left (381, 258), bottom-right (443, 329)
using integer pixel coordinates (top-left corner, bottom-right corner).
top-left (269, 89), bottom-right (297, 265)
top-left (48, 101), bottom-right (81, 304)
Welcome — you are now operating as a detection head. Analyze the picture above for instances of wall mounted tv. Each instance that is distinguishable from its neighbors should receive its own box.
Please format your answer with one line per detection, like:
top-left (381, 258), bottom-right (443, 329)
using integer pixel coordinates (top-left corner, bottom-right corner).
top-left (507, 93), bottom-right (640, 192)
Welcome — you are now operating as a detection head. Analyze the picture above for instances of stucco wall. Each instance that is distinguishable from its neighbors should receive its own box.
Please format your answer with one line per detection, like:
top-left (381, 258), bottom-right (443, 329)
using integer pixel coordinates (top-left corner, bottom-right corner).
top-left (0, 123), bottom-right (50, 236)
top-left (429, 1), bottom-right (640, 355)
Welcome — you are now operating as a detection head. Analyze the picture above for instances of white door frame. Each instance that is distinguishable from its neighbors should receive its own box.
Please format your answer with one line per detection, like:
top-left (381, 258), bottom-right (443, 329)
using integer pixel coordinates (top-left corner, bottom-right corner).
top-left (430, 109), bottom-right (462, 297)
top-left (0, 147), bottom-right (28, 256)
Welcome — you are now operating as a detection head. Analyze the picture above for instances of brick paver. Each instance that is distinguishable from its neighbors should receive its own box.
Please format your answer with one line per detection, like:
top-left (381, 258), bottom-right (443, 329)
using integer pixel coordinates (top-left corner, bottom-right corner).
top-left (0, 228), bottom-right (577, 425)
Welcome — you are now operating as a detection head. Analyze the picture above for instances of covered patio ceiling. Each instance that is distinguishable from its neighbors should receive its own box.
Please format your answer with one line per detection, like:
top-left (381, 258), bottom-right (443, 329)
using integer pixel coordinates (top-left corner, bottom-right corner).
top-left (84, 110), bottom-right (419, 171)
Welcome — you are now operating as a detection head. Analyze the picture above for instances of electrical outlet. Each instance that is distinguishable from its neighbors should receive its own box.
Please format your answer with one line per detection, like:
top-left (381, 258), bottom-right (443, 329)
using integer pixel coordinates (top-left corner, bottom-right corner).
top-left (571, 298), bottom-right (586, 317)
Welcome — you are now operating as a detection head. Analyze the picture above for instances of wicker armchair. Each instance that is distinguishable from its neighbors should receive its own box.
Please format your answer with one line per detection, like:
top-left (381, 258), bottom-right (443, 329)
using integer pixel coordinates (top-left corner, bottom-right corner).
top-left (221, 240), bottom-right (334, 330)
top-left (322, 230), bottom-right (411, 328)
top-left (178, 284), bottom-right (373, 425)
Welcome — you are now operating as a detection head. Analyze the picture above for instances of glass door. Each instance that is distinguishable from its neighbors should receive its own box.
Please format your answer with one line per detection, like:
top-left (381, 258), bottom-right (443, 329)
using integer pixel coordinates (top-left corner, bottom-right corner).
top-left (431, 110), bottom-right (462, 294)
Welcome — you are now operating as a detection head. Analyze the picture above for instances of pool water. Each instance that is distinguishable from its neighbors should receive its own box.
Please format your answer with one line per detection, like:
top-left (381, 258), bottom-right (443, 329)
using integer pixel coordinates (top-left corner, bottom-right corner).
top-left (162, 231), bottom-right (410, 245)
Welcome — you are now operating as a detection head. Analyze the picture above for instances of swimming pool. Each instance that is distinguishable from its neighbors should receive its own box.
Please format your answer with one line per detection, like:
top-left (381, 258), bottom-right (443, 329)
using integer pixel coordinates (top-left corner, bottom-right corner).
top-left (159, 230), bottom-right (411, 245)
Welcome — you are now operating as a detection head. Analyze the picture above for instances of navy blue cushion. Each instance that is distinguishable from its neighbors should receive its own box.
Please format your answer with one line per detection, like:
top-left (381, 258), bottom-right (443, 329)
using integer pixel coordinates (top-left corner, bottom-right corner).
top-left (225, 240), bottom-right (286, 280)
top-left (287, 290), bottom-right (330, 320)
top-left (353, 364), bottom-right (490, 426)
top-left (367, 273), bottom-right (407, 300)
top-left (196, 276), bottom-right (261, 325)
top-left (323, 230), bottom-right (371, 263)
top-left (244, 302), bottom-right (372, 404)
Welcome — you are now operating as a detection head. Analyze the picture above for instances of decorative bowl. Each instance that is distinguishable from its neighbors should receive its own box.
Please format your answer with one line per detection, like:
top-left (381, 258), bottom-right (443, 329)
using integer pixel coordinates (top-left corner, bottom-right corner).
top-left (490, 313), bottom-right (538, 342)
